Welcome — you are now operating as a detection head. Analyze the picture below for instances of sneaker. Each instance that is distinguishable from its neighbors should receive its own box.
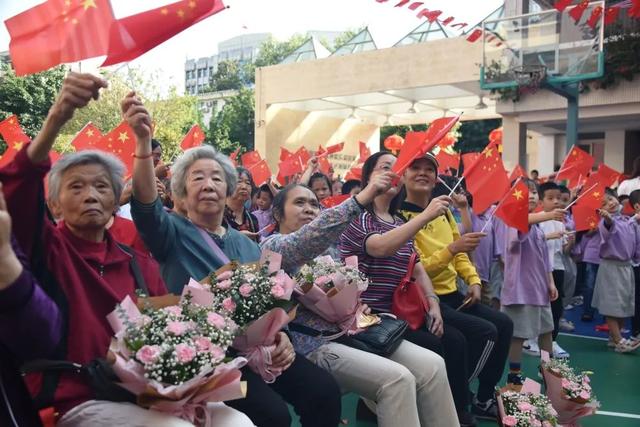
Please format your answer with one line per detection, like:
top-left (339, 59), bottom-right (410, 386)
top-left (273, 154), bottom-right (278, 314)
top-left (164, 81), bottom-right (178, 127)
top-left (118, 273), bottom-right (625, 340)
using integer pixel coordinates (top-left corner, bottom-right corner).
top-left (553, 342), bottom-right (570, 359)
top-left (507, 372), bottom-right (524, 389)
top-left (564, 303), bottom-right (575, 310)
top-left (523, 339), bottom-right (540, 356)
top-left (615, 339), bottom-right (640, 353)
top-left (457, 410), bottom-right (478, 427)
top-left (607, 338), bottom-right (617, 348)
top-left (472, 397), bottom-right (498, 420)
top-left (559, 318), bottom-right (575, 332)
top-left (571, 295), bottom-right (584, 306)
top-left (631, 333), bottom-right (640, 343)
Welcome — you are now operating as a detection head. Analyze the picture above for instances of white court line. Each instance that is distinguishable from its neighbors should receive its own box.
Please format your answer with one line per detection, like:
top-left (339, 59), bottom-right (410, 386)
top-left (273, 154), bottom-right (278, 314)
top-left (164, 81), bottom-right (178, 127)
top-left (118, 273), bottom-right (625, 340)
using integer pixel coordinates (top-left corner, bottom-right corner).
top-left (596, 411), bottom-right (640, 419)
top-left (558, 332), bottom-right (608, 341)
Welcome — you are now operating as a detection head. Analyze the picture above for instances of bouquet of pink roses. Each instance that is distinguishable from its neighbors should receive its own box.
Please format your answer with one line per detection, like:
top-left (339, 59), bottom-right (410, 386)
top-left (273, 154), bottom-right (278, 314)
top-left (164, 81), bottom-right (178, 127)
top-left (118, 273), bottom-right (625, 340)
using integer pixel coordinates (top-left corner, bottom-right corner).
top-left (497, 378), bottom-right (558, 427)
top-left (106, 289), bottom-right (246, 426)
top-left (295, 255), bottom-right (378, 338)
top-left (540, 351), bottom-right (599, 426)
top-left (205, 250), bottom-right (296, 383)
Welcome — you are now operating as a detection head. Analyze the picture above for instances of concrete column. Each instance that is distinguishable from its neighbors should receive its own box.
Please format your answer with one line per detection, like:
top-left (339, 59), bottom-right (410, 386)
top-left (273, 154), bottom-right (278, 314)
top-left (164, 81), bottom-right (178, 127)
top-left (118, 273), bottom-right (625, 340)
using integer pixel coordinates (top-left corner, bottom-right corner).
top-left (502, 116), bottom-right (527, 171)
top-left (254, 67), bottom-right (267, 157)
top-left (536, 135), bottom-right (556, 175)
top-left (605, 130), bottom-right (625, 171)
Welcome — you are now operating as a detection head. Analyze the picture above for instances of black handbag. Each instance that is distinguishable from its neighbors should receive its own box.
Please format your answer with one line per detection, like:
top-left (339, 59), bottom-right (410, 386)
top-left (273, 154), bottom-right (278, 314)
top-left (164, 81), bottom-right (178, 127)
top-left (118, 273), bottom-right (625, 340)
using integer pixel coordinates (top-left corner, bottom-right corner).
top-left (290, 315), bottom-right (408, 357)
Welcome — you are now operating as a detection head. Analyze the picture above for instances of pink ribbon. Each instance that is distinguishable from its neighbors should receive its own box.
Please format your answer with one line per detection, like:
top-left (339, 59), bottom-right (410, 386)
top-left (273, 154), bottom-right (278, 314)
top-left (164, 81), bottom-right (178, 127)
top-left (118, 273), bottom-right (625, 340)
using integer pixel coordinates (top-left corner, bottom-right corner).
top-left (241, 344), bottom-right (280, 384)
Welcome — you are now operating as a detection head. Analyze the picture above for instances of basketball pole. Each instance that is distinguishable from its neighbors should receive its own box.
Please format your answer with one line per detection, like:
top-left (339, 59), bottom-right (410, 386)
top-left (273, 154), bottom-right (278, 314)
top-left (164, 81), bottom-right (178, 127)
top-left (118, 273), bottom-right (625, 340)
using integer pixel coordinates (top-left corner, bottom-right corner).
top-left (542, 82), bottom-right (579, 155)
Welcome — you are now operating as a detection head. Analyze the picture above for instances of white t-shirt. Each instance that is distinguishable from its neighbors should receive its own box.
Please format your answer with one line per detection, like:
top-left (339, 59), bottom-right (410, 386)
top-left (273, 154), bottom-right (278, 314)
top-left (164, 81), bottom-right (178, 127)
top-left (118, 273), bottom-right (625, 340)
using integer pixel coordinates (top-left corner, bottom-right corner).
top-left (617, 177), bottom-right (640, 197)
top-left (539, 220), bottom-right (565, 271)
top-left (117, 203), bottom-right (132, 220)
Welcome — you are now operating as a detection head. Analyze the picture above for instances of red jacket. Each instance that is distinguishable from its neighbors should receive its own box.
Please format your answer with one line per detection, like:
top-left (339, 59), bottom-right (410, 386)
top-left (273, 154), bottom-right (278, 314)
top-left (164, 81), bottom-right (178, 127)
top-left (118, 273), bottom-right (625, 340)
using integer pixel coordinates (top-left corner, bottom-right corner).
top-left (0, 147), bottom-right (167, 416)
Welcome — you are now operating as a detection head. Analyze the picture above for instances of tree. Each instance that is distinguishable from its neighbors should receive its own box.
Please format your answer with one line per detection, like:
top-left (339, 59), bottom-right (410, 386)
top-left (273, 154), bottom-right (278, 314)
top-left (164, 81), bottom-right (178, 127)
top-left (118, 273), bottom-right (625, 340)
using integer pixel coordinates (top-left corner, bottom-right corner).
top-left (330, 28), bottom-right (365, 51)
top-left (243, 34), bottom-right (308, 83)
top-left (209, 60), bottom-right (244, 91)
top-left (0, 64), bottom-right (66, 153)
top-left (61, 67), bottom-right (202, 160)
top-left (207, 87), bottom-right (254, 154)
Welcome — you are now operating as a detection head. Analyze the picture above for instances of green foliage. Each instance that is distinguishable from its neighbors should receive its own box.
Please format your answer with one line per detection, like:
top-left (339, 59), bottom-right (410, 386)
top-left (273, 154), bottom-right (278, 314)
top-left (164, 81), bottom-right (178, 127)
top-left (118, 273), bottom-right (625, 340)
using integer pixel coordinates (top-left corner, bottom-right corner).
top-left (207, 87), bottom-right (255, 154)
top-left (0, 64), bottom-right (66, 153)
top-left (243, 34), bottom-right (308, 83)
top-left (209, 60), bottom-right (245, 92)
top-left (330, 28), bottom-right (365, 51)
top-left (586, 30), bottom-right (640, 92)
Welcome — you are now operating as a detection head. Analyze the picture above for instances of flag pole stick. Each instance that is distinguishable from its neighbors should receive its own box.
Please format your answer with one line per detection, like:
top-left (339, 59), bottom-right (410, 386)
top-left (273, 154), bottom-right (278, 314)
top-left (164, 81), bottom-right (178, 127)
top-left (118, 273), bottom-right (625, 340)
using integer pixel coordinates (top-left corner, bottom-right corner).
top-left (478, 177), bottom-right (523, 233)
top-left (448, 176), bottom-right (464, 196)
top-left (438, 176), bottom-right (455, 193)
top-left (564, 183), bottom-right (598, 211)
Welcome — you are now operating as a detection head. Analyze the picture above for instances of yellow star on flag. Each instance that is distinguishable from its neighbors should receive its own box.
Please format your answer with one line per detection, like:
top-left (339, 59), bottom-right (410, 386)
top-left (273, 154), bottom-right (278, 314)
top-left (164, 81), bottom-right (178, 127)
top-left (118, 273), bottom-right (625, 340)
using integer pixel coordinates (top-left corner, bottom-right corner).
top-left (194, 131), bottom-right (199, 138)
top-left (64, 0), bottom-right (71, 6)
top-left (86, 129), bottom-right (94, 137)
top-left (82, 0), bottom-right (97, 10)
top-left (177, 9), bottom-right (185, 18)
top-left (160, 8), bottom-right (169, 15)
top-left (484, 148), bottom-right (493, 158)
top-left (8, 117), bottom-right (15, 125)
top-left (12, 142), bottom-right (23, 151)
top-left (592, 191), bottom-right (601, 198)
top-left (188, 0), bottom-right (197, 8)
top-left (118, 132), bottom-right (129, 143)
top-left (513, 189), bottom-right (523, 200)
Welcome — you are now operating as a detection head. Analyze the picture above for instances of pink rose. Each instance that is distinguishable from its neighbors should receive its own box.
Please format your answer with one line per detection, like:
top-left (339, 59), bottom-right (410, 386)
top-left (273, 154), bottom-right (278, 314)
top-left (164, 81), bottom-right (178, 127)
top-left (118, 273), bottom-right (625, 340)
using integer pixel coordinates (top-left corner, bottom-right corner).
top-left (271, 284), bottom-right (285, 298)
top-left (217, 270), bottom-right (233, 281)
top-left (579, 390), bottom-right (590, 400)
top-left (239, 284), bottom-right (254, 297)
top-left (164, 306), bottom-right (182, 317)
top-left (136, 345), bottom-right (161, 364)
top-left (502, 415), bottom-right (517, 426)
top-left (194, 337), bottom-right (213, 353)
top-left (222, 297), bottom-right (236, 312)
top-left (583, 375), bottom-right (590, 384)
top-left (210, 345), bottom-right (225, 362)
top-left (207, 312), bottom-right (226, 328)
top-left (166, 321), bottom-right (189, 336)
top-left (561, 378), bottom-right (571, 388)
top-left (517, 402), bottom-right (534, 412)
top-left (217, 279), bottom-right (232, 290)
top-left (175, 344), bottom-right (197, 363)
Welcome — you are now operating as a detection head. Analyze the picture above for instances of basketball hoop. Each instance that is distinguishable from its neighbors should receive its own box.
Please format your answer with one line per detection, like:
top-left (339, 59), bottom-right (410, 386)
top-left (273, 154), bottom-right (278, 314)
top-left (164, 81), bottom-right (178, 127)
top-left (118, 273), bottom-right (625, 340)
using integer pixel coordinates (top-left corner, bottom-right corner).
top-left (510, 65), bottom-right (547, 93)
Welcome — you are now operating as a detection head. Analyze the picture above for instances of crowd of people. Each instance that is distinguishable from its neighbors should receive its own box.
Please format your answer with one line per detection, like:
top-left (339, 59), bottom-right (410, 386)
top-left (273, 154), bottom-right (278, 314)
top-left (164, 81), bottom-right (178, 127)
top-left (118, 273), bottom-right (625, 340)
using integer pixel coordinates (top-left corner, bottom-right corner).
top-left (0, 72), bottom-right (638, 427)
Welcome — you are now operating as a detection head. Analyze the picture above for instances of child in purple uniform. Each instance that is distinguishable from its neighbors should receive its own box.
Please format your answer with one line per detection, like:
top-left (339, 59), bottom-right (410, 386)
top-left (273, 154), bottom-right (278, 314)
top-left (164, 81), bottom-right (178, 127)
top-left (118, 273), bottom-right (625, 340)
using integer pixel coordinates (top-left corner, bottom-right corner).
top-left (592, 188), bottom-right (640, 353)
top-left (501, 179), bottom-right (561, 387)
top-left (628, 189), bottom-right (640, 342)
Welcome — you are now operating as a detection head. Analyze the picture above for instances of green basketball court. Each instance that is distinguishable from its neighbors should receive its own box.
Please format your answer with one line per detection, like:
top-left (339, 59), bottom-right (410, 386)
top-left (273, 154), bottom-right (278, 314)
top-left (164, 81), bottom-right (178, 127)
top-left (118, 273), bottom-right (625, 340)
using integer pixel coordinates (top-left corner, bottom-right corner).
top-left (291, 333), bottom-right (640, 427)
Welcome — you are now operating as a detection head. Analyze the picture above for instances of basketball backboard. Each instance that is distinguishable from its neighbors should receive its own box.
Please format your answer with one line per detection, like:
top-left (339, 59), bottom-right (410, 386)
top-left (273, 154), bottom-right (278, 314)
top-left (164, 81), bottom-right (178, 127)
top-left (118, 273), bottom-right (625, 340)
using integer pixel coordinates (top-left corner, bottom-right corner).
top-left (480, 1), bottom-right (605, 90)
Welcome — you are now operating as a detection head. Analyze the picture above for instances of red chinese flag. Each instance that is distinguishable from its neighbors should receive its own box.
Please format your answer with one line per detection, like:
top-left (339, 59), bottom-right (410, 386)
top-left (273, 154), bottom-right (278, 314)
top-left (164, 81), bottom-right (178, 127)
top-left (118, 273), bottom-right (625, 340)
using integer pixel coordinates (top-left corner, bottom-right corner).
top-left (71, 122), bottom-right (103, 151)
top-left (462, 152), bottom-right (481, 171)
top-left (569, 0), bottom-right (589, 23)
top-left (248, 159), bottom-right (271, 186)
top-left (590, 163), bottom-right (621, 188)
top-left (344, 165), bottom-right (363, 181)
top-left (575, 180), bottom-right (605, 211)
top-left (318, 157), bottom-right (332, 175)
top-left (466, 29), bottom-right (483, 42)
top-left (241, 151), bottom-right (262, 169)
top-left (229, 147), bottom-right (240, 166)
top-left (630, 0), bottom-right (640, 18)
top-left (280, 147), bottom-right (293, 162)
top-left (622, 199), bottom-right (635, 216)
top-left (463, 141), bottom-right (510, 214)
top-left (0, 115), bottom-right (31, 168)
top-left (604, 7), bottom-right (620, 25)
top-left (98, 121), bottom-right (136, 174)
top-left (324, 142), bottom-right (344, 155)
top-left (102, 0), bottom-right (226, 66)
top-left (555, 146), bottom-right (595, 185)
top-left (435, 150), bottom-right (460, 175)
top-left (586, 6), bottom-right (603, 29)
top-left (573, 204), bottom-right (600, 232)
top-left (321, 194), bottom-right (350, 209)
top-left (180, 124), bottom-right (205, 150)
top-left (278, 156), bottom-right (304, 181)
top-left (509, 164), bottom-right (527, 182)
top-left (316, 145), bottom-right (327, 156)
top-left (392, 115), bottom-right (460, 177)
top-left (359, 141), bottom-right (371, 163)
top-left (495, 180), bottom-right (529, 234)
top-left (49, 150), bottom-right (63, 164)
top-left (5, 0), bottom-right (115, 76)
top-left (554, 0), bottom-right (573, 12)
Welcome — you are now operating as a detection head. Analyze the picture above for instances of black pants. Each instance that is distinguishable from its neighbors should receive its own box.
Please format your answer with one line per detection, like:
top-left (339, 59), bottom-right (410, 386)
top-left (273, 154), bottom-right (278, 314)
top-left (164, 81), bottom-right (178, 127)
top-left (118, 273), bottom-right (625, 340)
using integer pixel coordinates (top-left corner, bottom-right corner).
top-left (226, 354), bottom-right (341, 427)
top-left (403, 319), bottom-right (469, 412)
top-left (633, 267), bottom-right (640, 336)
top-left (439, 291), bottom-right (513, 402)
top-left (551, 270), bottom-right (565, 340)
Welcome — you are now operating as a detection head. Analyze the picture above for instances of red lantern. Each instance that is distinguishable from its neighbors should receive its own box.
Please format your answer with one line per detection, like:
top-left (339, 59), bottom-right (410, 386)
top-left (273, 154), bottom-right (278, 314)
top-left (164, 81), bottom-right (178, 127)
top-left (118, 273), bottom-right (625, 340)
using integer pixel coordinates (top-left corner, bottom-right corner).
top-left (384, 134), bottom-right (404, 154)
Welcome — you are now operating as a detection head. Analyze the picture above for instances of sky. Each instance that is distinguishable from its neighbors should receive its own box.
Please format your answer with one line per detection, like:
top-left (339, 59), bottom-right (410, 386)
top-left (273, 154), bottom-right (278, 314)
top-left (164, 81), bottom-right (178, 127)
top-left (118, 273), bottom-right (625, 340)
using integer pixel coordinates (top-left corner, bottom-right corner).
top-left (0, 0), bottom-right (502, 94)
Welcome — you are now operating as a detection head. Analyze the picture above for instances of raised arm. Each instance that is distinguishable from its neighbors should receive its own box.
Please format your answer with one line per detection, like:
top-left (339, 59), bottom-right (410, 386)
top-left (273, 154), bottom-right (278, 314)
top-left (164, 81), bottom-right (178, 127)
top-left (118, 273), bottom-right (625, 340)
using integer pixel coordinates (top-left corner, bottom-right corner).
top-left (123, 92), bottom-right (156, 204)
top-left (366, 196), bottom-right (452, 258)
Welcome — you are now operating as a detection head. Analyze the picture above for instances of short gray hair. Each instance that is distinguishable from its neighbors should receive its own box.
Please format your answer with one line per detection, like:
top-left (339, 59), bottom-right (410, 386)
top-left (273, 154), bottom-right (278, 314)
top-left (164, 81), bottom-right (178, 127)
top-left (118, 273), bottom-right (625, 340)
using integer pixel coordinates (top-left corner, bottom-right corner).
top-left (170, 146), bottom-right (237, 199)
top-left (48, 150), bottom-right (126, 204)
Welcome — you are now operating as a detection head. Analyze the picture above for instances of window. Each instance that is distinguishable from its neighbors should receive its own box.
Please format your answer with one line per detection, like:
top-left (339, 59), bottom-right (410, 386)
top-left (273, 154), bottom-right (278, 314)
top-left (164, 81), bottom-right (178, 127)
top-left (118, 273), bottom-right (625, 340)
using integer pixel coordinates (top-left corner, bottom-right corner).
top-left (197, 69), bottom-right (202, 78)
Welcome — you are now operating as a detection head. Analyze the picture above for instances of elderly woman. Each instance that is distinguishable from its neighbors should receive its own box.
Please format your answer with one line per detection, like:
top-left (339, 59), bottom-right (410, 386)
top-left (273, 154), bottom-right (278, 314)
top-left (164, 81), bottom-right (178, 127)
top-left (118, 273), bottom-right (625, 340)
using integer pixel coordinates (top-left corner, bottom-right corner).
top-left (260, 179), bottom-right (458, 427)
top-left (126, 93), bottom-right (341, 427)
top-left (224, 167), bottom-right (259, 241)
top-left (0, 74), bottom-right (259, 426)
